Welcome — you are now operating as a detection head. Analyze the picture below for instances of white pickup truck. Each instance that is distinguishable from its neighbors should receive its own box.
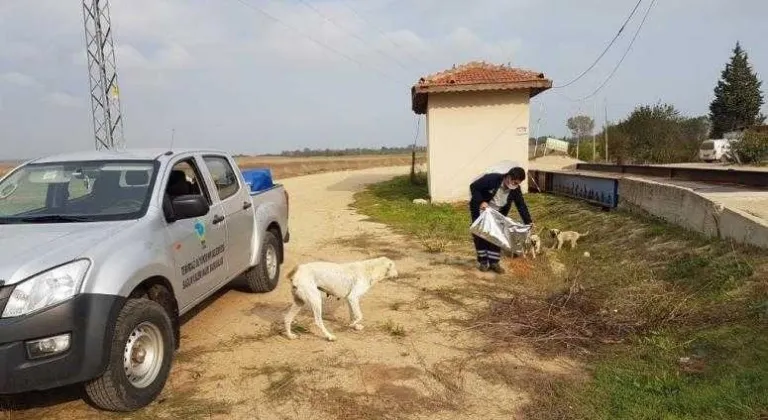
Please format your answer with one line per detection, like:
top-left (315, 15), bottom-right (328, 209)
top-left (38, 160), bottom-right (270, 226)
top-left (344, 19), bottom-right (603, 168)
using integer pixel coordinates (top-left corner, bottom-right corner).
top-left (0, 148), bottom-right (289, 411)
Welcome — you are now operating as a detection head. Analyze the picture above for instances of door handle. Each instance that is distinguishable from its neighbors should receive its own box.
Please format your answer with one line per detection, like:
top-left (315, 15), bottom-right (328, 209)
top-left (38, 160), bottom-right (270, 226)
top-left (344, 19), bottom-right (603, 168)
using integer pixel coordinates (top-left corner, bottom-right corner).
top-left (243, 201), bottom-right (253, 210)
top-left (212, 214), bottom-right (225, 225)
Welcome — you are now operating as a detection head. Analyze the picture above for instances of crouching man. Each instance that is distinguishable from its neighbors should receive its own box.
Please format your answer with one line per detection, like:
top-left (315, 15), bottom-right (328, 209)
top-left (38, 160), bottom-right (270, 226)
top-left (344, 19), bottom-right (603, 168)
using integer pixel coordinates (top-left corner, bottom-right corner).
top-left (469, 166), bottom-right (533, 273)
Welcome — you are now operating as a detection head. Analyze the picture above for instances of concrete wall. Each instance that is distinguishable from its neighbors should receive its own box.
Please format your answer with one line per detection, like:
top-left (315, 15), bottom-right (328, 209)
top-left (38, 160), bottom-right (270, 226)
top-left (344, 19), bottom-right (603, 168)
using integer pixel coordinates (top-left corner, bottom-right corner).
top-left (618, 177), bottom-right (768, 249)
top-left (425, 90), bottom-right (531, 202)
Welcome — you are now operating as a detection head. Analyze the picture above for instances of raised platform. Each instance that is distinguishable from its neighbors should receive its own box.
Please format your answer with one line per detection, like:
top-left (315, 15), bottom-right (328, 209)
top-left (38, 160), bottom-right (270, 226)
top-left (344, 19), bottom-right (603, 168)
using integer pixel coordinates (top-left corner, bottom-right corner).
top-left (575, 163), bottom-right (768, 188)
top-left (528, 167), bottom-right (768, 249)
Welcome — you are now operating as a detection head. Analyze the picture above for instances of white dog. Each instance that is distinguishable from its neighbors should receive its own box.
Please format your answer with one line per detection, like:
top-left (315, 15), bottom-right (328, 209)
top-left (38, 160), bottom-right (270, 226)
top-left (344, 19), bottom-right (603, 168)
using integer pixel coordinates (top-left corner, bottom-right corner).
top-left (284, 256), bottom-right (398, 341)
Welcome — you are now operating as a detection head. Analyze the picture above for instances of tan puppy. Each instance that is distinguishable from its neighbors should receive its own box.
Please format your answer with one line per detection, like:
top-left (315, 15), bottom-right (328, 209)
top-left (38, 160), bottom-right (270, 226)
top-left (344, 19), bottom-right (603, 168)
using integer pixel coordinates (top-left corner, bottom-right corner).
top-left (549, 228), bottom-right (589, 250)
top-left (523, 233), bottom-right (542, 259)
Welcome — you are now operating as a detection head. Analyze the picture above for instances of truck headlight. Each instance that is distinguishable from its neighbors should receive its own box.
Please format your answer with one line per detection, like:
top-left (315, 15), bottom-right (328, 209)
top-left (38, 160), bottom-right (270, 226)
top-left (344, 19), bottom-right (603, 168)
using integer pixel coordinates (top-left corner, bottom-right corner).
top-left (2, 260), bottom-right (91, 318)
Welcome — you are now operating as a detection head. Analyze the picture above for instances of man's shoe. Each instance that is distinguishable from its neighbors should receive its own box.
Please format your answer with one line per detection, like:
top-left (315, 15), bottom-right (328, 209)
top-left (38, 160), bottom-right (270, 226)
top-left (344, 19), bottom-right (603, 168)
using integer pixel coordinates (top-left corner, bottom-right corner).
top-left (478, 262), bottom-right (490, 272)
top-left (489, 263), bottom-right (505, 274)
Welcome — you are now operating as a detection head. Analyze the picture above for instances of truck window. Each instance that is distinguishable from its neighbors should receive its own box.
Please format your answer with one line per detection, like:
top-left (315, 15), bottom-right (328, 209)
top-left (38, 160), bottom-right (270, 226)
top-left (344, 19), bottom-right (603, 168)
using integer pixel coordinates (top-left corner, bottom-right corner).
top-left (165, 159), bottom-right (210, 204)
top-left (202, 156), bottom-right (240, 201)
top-left (0, 161), bottom-right (157, 223)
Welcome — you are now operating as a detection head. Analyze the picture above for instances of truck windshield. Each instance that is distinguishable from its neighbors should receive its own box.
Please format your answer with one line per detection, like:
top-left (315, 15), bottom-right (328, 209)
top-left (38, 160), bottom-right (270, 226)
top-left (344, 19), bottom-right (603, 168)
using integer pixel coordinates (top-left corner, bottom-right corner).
top-left (0, 160), bottom-right (158, 224)
top-left (700, 141), bottom-right (715, 150)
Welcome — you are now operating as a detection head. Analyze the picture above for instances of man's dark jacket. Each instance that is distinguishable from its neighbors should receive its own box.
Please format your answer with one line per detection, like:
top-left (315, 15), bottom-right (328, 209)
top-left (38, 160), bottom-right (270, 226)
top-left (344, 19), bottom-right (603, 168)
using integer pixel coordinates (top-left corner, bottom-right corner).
top-left (469, 173), bottom-right (532, 224)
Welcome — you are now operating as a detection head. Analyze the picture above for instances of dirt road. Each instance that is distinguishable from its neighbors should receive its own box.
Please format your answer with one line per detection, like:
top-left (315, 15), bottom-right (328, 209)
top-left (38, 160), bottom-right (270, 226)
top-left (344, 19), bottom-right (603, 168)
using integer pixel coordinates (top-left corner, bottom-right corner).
top-left (5, 167), bottom-right (576, 420)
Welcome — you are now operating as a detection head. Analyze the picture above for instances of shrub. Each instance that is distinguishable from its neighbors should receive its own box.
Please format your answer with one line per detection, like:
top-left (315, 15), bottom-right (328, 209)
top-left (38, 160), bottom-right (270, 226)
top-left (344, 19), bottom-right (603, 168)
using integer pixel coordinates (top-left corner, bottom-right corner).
top-left (731, 130), bottom-right (768, 164)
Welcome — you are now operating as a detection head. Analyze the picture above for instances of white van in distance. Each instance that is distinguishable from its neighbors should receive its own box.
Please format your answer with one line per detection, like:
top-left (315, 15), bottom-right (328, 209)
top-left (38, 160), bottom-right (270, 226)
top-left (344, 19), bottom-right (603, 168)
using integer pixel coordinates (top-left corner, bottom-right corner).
top-left (698, 139), bottom-right (731, 162)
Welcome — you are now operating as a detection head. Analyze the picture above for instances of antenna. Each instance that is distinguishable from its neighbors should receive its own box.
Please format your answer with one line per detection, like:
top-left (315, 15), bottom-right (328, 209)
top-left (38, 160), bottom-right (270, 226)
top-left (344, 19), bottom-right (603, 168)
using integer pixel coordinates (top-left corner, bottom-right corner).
top-left (169, 128), bottom-right (176, 150)
top-left (82, 0), bottom-right (125, 151)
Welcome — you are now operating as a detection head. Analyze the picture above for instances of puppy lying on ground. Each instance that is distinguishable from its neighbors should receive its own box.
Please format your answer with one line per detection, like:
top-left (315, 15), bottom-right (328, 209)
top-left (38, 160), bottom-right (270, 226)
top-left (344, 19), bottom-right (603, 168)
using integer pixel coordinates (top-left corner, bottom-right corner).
top-left (549, 228), bottom-right (589, 250)
top-left (284, 256), bottom-right (398, 341)
top-left (523, 233), bottom-right (542, 259)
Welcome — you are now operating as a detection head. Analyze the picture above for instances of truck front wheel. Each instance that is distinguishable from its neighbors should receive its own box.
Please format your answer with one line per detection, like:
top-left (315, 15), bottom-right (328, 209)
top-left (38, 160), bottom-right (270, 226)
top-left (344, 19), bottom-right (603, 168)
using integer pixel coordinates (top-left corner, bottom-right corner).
top-left (85, 299), bottom-right (175, 412)
top-left (244, 230), bottom-right (281, 293)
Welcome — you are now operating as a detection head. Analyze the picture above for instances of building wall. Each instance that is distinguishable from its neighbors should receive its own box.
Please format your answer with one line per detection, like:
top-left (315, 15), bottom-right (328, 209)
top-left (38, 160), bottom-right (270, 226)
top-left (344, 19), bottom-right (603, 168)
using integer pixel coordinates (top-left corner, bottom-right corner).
top-left (426, 90), bottom-right (531, 203)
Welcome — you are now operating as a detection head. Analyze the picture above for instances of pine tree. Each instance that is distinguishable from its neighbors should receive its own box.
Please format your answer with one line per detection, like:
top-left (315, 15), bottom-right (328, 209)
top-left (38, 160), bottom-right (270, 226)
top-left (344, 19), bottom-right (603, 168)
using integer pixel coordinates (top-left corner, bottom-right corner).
top-left (709, 42), bottom-right (766, 138)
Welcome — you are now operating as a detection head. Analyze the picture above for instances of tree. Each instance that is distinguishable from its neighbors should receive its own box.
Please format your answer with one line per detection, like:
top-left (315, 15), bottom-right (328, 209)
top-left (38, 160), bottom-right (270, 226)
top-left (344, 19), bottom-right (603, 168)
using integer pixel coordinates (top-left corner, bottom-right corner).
top-left (608, 103), bottom-right (706, 164)
top-left (566, 115), bottom-right (595, 139)
top-left (709, 42), bottom-right (766, 137)
top-left (731, 130), bottom-right (768, 164)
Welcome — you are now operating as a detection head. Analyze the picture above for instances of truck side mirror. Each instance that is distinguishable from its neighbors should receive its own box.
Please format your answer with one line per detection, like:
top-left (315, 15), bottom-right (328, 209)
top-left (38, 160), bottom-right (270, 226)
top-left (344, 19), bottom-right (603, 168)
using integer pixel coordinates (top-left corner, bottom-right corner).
top-left (167, 195), bottom-right (209, 222)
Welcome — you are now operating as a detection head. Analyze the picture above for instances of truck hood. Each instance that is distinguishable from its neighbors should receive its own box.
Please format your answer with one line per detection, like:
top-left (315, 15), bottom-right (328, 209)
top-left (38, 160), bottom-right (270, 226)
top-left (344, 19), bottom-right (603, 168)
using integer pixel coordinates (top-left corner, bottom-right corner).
top-left (0, 222), bottom-right (132, 286)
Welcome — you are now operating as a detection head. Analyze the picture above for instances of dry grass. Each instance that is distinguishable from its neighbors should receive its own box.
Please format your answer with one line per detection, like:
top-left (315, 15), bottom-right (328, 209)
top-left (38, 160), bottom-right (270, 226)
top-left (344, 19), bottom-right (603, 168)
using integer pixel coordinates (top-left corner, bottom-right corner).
top-left (381, 319), bottom-right (407, 337)
top-left (355, 175), bottom-right (768, 419)
top-left (0, 164), bottom-right (13, 177)
top-left (235, 154), bottom-right (424, 180)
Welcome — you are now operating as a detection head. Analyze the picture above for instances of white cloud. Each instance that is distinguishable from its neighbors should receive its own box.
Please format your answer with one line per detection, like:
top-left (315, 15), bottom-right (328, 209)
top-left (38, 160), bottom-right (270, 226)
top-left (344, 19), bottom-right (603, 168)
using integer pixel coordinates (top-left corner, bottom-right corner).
top-left (116, 43), bottom-right (192, 70)
top-left (45, 92), bottom-right (83, 108)
top-left (1, 42), bottom-right (42, 61)
top-left (3, 0), bottom-right (766, 160)
top-left (0, 72), bottom-right (42, 88)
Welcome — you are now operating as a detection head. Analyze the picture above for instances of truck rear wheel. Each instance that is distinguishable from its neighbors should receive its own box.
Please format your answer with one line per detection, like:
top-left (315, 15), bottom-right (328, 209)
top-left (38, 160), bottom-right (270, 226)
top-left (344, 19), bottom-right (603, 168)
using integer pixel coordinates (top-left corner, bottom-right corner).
top-left (244, 230), bottom-right (281, 293)
top-left (85, 298), bottom-right (174, 412)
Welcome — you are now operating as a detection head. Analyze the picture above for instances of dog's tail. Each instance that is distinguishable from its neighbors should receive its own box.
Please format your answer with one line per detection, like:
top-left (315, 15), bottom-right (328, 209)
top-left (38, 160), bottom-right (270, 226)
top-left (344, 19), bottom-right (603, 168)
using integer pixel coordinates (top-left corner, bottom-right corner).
top-left (285, 266), bottom-right (305, 305)
top-left (581, 231), bottom-right (590, 237)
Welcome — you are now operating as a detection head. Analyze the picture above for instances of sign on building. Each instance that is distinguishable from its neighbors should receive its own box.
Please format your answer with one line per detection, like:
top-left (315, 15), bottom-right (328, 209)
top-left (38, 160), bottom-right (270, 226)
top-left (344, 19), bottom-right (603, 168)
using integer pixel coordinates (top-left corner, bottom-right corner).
top-left (545, 137), bottom-right (569, 154)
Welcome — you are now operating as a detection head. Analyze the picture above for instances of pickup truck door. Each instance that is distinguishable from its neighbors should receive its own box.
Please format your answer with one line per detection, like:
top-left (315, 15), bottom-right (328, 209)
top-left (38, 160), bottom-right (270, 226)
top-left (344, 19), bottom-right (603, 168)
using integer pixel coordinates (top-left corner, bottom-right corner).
top-left (163, 156), bottom-right (229, 310)
top-left (201, 155), bottom-right (255, 280)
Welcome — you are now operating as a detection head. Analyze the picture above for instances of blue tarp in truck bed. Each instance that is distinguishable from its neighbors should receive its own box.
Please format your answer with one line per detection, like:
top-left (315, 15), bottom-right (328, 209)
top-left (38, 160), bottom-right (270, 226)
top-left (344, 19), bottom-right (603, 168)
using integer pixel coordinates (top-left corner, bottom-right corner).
top-left (241, 168), bottom-right (274, 194)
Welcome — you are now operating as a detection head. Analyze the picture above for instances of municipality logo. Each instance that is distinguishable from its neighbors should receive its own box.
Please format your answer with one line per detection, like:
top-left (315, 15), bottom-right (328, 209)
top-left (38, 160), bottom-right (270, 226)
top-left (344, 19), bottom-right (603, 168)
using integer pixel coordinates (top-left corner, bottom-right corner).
top-left (194, 220), bottom-right (206, 248)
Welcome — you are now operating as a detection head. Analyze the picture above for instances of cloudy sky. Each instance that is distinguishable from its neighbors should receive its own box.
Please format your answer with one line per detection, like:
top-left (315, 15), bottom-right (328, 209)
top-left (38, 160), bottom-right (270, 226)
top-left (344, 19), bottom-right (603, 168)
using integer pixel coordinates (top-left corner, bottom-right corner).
top-left (1, 0), bottom-right (767, 159)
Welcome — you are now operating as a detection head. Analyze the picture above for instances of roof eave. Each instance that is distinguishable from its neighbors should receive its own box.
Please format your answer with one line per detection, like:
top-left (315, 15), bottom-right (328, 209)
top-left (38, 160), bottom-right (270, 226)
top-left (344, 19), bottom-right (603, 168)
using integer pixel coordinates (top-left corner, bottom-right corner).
top-left (411, 80), bottom-right (553, 114)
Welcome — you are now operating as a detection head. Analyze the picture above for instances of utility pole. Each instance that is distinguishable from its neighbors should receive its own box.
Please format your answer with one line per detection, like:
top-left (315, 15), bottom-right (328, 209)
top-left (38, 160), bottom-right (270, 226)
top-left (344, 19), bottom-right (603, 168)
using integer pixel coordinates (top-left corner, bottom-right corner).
top-left (575, 136), bottom-right (580, 160)
top-left (82, 0), bottom-right (125, 150)
top-left (592, 100), bottom-right (597, 161)
top-left (604, 98), bottom-right (609, 163)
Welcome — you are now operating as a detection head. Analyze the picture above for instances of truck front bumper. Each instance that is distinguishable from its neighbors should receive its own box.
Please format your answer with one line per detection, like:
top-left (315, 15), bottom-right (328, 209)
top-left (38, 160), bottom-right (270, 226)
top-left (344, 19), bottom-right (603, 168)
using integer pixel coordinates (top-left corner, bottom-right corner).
top-left (0, 293), bottom-right (124, 394)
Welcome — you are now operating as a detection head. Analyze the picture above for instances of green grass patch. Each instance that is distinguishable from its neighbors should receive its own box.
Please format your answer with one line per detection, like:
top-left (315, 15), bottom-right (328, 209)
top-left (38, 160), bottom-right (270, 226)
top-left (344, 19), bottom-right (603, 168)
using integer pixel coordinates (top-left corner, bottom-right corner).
top-left (572, 326), bottom-right (768, 420)
top-left (354, 175), bottom-right (768, 419)
top-left (352, 174), bottom-right (470, 251)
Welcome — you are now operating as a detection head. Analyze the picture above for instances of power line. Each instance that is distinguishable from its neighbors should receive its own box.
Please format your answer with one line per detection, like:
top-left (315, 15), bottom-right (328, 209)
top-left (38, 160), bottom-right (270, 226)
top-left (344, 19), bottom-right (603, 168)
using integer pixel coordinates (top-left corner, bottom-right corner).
top-left (294, 0), bottom-right (412, 73)
top-left (554, 0), bottom-right (644, 89)
top-left (337, 0), bottom-right (429, 67)
top-left (230, 0), bottom-right (403, 84)
top-left (572, 0), bottom-right (657, 101)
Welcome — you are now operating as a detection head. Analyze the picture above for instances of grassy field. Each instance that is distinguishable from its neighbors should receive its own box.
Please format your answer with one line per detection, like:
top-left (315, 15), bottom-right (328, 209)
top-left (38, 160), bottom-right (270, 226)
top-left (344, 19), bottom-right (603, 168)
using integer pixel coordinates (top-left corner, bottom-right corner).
top-left (353, 175), bottom-right (768, 420)
top-left (234, 154), bottom-right (423, 179)
top-left (0, 154), bottom-right (424, 180)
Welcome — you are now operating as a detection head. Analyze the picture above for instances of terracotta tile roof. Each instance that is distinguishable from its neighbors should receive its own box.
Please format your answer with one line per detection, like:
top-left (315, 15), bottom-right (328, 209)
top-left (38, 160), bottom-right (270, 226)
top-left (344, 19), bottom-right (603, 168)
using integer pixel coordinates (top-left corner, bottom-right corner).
top-left (411, 61), bottom-right (552, 114)
top-left (416, 61), bottom-right (548, 88)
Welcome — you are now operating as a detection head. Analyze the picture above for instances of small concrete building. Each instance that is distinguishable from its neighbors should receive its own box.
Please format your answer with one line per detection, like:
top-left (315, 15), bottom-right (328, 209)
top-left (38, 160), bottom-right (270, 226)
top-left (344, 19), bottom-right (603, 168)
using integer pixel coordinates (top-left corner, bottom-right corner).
top-left (411, 61), bottom-right (551, 202)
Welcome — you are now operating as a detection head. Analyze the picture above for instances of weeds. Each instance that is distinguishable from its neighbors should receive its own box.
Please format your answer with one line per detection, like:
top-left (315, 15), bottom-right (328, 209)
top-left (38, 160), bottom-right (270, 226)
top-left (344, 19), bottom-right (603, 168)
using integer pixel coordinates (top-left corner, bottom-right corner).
top-left (382, 319), bottom-right (407, 337)
top-left (354, 175), bottom-right (768, 419)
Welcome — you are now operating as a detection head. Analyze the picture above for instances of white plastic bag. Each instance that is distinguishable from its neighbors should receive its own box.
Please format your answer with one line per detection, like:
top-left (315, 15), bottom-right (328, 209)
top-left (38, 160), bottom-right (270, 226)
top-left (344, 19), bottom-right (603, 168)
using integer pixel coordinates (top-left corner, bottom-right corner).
top-left (470, 207), bottom-right (531, 251)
